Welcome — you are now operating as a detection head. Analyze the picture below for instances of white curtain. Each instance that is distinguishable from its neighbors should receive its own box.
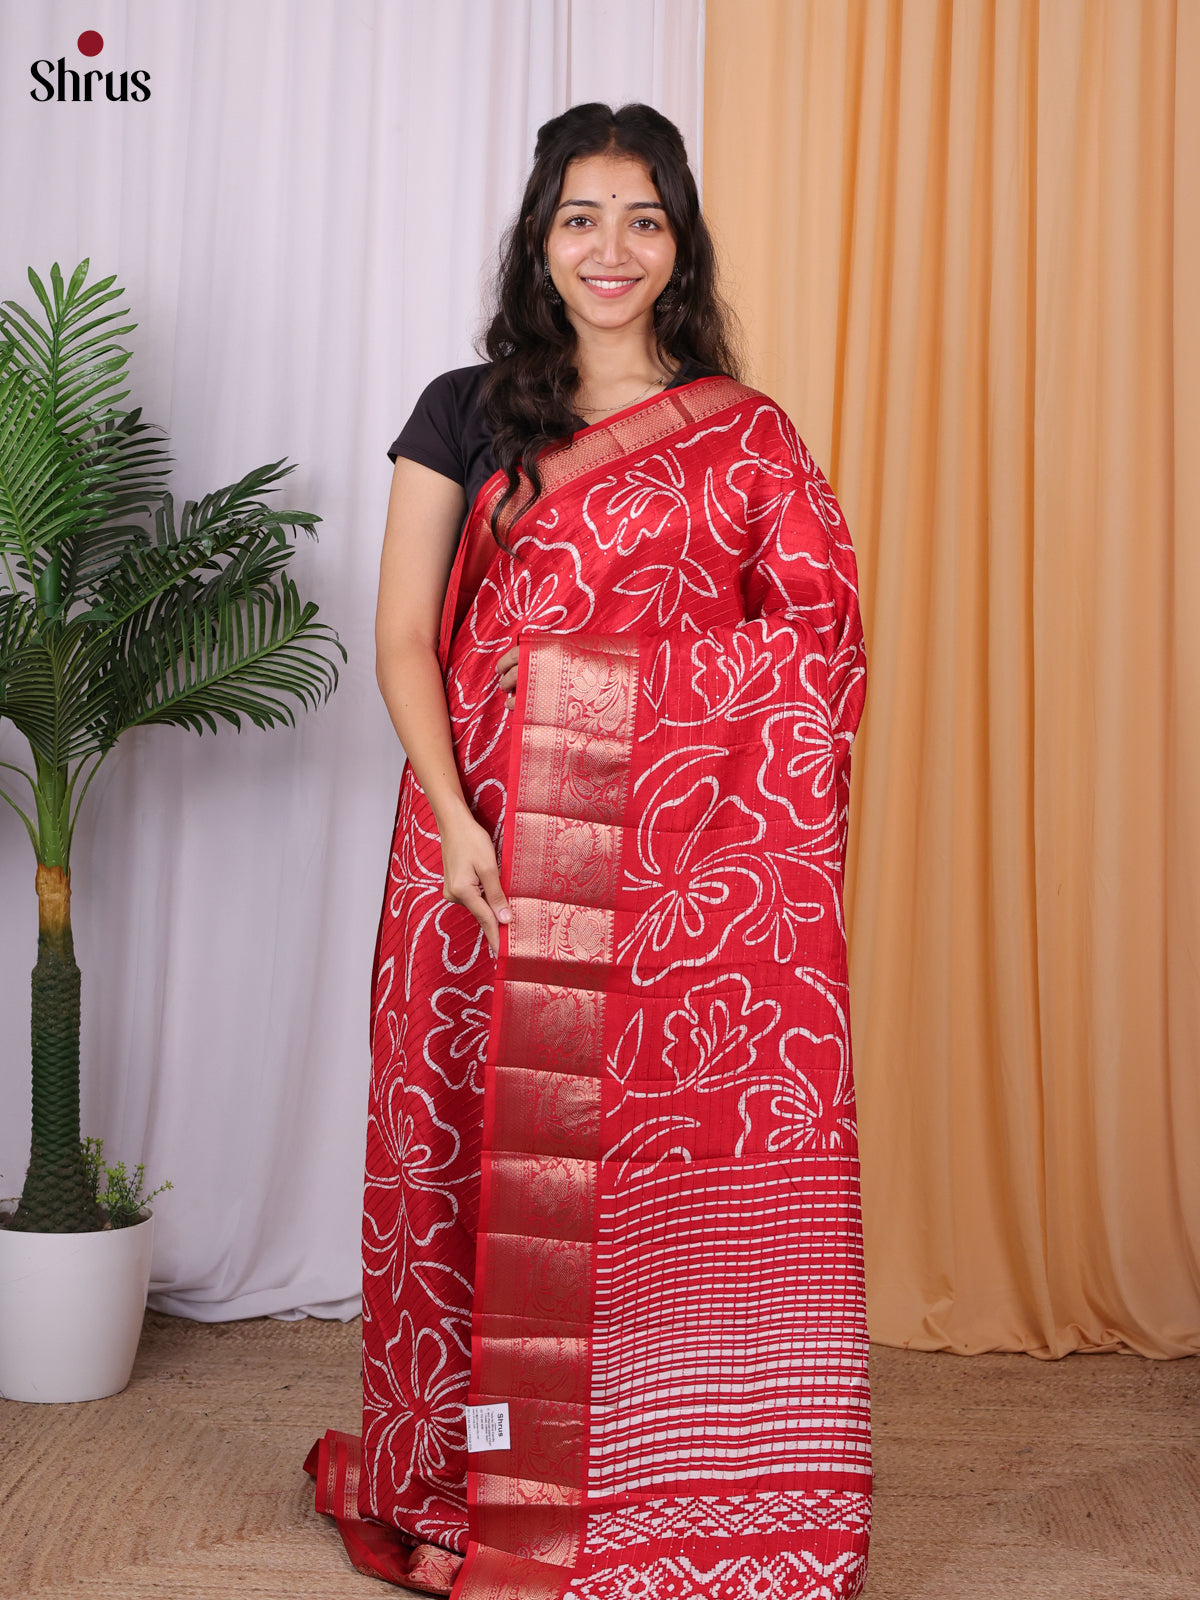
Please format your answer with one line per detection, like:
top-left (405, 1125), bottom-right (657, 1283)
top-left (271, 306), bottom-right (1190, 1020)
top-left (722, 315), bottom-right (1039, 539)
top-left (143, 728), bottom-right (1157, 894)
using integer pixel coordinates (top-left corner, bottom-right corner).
top-left (0, 0), bottom-right (704, 1319)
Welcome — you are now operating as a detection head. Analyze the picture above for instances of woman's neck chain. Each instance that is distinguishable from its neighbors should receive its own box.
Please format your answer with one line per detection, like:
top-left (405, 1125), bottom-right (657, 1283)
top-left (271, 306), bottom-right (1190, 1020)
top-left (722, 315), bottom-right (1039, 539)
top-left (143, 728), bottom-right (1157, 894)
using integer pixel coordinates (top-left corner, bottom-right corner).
top-left (575, 373), bottom-right (672, 416)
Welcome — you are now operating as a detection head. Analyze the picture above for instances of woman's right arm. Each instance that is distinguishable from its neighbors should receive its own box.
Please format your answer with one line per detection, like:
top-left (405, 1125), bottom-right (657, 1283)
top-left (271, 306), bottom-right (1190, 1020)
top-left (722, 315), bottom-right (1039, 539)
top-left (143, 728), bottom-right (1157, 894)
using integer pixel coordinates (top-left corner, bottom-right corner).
top-left (375, 457), bottom-right (511, 954)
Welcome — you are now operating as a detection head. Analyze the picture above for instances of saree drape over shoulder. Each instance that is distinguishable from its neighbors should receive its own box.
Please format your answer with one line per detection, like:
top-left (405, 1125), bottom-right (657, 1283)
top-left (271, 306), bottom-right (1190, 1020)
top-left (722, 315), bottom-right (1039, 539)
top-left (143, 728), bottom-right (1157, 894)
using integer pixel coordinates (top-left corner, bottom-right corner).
top-left (315, 378), bottom-right (870, 1599)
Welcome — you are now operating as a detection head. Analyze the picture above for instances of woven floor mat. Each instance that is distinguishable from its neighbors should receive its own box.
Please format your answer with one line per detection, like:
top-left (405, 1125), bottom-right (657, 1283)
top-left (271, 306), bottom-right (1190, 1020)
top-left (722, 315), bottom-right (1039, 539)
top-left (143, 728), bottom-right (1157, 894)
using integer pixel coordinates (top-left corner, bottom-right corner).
top-left (0, 1312), bottom-right (1195, 1598)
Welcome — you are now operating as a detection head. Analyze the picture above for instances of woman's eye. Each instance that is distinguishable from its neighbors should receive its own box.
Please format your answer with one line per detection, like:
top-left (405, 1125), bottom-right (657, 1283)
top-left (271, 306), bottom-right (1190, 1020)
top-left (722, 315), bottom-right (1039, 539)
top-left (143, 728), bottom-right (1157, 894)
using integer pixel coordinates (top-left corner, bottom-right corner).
top-left (565, 215), bottom-right (593, 228)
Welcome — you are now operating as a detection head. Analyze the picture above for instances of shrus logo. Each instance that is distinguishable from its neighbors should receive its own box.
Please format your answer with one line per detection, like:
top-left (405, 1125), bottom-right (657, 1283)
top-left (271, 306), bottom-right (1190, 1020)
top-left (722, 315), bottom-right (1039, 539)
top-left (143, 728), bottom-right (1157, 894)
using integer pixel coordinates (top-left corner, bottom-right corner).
top-left (30, 31), bottom-right (151, 103)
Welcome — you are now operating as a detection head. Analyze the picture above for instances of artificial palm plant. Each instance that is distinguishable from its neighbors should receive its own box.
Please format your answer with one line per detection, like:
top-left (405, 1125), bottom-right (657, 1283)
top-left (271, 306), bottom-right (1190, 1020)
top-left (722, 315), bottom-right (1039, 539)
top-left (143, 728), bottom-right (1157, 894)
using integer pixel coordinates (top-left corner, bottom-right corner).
top-left (0, 261), bottom-right (343, 1233)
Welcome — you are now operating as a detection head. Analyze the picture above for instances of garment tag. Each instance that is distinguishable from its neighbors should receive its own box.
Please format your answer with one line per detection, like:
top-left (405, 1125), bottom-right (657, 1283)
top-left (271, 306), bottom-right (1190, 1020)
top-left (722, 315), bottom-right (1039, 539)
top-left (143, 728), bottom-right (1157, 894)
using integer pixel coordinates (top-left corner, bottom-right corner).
top-left (465, 1402), bottom-right (511, 1453)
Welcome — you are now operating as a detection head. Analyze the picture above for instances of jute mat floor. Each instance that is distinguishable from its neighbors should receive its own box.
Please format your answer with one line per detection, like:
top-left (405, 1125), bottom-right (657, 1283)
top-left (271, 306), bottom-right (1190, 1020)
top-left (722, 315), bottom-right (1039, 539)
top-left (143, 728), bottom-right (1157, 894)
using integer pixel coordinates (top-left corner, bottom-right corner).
top-left (1, 1313), bottom-right (1195, 1599)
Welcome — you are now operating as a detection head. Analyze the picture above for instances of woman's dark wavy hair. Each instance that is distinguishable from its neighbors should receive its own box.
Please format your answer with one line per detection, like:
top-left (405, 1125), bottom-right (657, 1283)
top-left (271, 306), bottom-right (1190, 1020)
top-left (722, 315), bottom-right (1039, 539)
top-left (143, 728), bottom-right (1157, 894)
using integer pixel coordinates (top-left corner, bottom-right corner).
top-left (480, 101), bottom-right (742, 541)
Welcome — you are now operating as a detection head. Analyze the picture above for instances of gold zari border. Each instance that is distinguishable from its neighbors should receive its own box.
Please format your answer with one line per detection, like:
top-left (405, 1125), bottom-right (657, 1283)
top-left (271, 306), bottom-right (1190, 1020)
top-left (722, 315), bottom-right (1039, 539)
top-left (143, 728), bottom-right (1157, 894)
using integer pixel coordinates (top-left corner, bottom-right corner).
top-left (465, 627), bottom-right (642, 1592)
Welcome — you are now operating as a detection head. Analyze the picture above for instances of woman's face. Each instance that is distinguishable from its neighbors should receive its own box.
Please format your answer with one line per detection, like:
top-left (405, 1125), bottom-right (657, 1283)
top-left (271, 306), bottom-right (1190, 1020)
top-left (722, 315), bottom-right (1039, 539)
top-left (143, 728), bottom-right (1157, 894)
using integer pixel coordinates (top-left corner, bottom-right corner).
top-left (544, 152), bottom-right (677, 336)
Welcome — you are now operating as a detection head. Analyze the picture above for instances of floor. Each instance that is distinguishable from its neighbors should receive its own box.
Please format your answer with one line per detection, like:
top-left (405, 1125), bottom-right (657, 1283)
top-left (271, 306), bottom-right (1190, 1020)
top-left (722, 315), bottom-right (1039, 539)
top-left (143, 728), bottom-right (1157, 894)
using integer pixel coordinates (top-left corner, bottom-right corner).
top-left (1, 1313), bottom-right (1196, 1598)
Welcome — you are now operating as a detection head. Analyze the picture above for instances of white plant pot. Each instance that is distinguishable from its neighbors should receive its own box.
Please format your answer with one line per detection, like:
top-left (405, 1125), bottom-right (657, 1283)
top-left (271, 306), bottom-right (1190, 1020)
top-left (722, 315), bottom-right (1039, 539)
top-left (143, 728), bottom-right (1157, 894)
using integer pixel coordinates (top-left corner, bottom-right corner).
top-left (0, 1202), bottom-right (154, 1403)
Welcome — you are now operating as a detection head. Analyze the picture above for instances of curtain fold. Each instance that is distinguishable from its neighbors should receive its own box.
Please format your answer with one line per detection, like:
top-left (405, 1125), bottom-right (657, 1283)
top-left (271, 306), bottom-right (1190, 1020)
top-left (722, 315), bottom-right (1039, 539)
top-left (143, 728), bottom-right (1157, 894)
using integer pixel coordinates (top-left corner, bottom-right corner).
top-left (704, 0), bottom-right (1199, 1357)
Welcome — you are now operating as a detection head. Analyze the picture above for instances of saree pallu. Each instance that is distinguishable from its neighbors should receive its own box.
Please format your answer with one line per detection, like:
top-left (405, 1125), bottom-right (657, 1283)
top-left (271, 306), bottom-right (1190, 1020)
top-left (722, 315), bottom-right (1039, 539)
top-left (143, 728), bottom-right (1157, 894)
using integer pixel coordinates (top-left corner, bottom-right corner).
top-left (340, 377), bottom-right (870, 1600)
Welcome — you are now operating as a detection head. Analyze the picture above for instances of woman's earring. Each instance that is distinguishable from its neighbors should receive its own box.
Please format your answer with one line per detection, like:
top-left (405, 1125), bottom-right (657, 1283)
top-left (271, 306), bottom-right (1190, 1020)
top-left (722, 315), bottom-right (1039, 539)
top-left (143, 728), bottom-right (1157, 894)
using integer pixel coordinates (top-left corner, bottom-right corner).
top-left (542, 252), bottom-right (562, 306)
top-left (656, 265), bottom-right (683, 313)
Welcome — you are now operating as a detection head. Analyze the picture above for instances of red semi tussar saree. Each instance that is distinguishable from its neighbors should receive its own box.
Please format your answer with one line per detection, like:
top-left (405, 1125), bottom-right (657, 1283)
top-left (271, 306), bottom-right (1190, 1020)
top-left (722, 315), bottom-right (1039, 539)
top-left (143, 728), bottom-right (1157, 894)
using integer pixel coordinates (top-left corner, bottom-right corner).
top-left (310, 376), bottom-right (870, 1599)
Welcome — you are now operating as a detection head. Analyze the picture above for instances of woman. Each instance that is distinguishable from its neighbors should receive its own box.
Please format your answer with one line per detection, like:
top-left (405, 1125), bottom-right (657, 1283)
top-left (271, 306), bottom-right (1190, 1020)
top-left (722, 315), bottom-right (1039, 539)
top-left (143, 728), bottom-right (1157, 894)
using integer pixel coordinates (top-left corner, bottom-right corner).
top-left (310, 102), bottom-right (871, 1599)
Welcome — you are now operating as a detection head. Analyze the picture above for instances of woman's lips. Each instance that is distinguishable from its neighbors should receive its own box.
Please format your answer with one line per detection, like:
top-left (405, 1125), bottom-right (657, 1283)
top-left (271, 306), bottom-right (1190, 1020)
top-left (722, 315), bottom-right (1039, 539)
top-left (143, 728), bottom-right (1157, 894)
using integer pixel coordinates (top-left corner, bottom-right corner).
top-left (580, 277), bottom-right (641, 298)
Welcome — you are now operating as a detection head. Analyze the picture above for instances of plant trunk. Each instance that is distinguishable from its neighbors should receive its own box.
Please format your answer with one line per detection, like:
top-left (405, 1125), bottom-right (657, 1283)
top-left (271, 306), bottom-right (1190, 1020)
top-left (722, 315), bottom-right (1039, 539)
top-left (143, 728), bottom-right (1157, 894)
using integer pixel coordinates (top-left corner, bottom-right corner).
top-left (7, 865), bottom-right (105, 1232)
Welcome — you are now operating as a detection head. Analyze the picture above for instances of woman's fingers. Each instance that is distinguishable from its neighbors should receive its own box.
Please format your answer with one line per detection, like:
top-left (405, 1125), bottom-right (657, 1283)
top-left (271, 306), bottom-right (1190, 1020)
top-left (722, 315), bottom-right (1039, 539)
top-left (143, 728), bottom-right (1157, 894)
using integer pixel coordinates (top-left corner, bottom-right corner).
top-left (460, 882), bottom-right (500, 956)
top-left (496, 645), bottom-right (519, 700)
top-left (443, 873), bottom-right (499, 953)
top-left (441, 827), bottom-right (511, 957)
top-left (477, 855), bottom-right (512, 928)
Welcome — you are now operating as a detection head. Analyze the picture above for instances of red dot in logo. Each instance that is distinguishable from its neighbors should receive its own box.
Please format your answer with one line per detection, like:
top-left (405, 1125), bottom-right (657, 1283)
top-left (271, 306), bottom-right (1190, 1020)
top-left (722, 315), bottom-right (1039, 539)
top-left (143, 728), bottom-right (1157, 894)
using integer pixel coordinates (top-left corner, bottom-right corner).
top-left (77, 31), bottom-right (104, 57)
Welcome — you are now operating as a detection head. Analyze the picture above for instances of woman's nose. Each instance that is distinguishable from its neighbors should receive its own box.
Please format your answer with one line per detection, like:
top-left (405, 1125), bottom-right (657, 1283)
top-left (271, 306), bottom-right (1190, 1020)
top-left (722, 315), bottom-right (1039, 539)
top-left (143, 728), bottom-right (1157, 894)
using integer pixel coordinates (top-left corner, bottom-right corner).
top-left (591, 224), bottom-right (627, 267)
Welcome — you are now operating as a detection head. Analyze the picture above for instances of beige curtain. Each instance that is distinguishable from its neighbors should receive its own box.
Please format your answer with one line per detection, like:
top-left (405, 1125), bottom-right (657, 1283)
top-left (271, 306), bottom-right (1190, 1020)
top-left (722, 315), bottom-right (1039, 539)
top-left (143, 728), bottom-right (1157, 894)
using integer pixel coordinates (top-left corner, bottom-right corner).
top-left (703, 0), bottom-right (1199, 1358)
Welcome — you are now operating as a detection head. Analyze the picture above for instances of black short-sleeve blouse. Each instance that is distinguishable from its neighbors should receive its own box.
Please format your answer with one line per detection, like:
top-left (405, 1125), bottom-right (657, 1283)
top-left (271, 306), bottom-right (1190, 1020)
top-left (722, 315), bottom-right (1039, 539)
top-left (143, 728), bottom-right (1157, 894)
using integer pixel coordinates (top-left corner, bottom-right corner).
top-left (388, 359), bottom-right (714, 518)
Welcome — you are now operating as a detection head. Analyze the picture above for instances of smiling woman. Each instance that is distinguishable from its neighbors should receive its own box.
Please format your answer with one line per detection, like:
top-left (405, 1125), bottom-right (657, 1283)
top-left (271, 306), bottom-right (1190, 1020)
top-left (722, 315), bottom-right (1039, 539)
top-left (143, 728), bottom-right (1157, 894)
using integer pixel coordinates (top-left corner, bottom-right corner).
top-left (308, 103), bottom-right (872, 1600)
top-left (546, 158), bottom-right (677, 327)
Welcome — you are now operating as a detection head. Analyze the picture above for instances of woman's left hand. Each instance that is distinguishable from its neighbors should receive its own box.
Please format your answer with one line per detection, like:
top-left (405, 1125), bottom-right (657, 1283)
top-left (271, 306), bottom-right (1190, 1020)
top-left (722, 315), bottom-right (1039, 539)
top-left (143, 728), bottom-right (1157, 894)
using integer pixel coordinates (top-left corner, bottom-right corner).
top-left (496, 645), bottom-right (519, 701)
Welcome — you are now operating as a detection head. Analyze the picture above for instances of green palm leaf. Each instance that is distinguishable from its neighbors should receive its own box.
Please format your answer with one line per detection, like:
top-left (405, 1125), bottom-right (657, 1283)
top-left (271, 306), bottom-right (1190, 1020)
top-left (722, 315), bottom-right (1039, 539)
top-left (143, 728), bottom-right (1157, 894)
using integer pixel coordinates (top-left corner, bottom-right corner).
top-left (86, 461), bottom-right (318, 629)
top-left (59, 409), bottom-right (172, 597)
top-left (4, 263), bottom-right (137, 438)
top-left (0, 590), bottom-right (36, 678)
top-left (115, 574), bottom-right (343, 736)
top-left (0, 264), bottom-right (170, 601)
top-left (0, 617), bottom-right (127, 764)
top-left (0, 364), bottom-right (94, 586)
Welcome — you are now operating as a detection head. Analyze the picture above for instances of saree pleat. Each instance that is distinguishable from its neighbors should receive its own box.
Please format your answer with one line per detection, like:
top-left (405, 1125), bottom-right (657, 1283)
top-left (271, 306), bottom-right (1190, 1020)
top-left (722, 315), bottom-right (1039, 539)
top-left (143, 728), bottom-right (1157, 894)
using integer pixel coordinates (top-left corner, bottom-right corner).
top-left (338, 378), bottom-right (870, 1600)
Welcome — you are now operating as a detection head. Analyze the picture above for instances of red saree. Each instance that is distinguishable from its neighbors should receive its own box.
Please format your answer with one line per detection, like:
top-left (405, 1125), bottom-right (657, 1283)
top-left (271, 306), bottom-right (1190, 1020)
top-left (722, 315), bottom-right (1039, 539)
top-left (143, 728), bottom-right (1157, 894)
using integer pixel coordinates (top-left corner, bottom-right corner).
top-left (314, 376), bottom-right (870, 1599)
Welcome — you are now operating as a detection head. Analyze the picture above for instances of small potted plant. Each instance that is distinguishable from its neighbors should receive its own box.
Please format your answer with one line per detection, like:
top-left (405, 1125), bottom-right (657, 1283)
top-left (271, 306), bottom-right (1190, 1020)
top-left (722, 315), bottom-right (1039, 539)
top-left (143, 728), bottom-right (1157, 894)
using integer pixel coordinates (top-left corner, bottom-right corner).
top-left (0, 261), bottom-right (343, 1402)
